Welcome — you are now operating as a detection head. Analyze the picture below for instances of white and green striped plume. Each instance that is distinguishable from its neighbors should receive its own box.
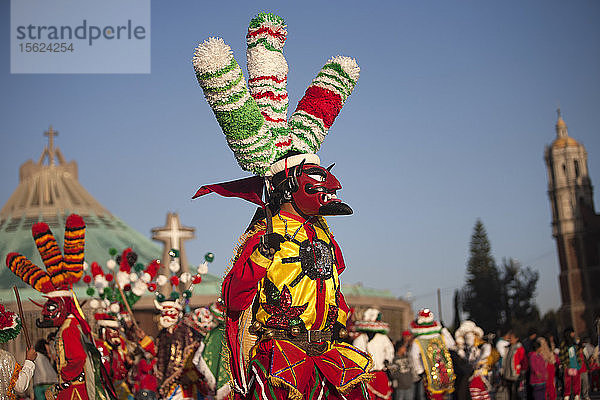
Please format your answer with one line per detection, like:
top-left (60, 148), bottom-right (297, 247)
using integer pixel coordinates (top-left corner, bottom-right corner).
top-left (193, 13), bottom-right (360, 176)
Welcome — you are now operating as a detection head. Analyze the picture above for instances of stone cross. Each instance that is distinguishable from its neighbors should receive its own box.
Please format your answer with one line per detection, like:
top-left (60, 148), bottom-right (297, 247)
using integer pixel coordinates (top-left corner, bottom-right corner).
top-left (44, 125), bottom-right (58, 165)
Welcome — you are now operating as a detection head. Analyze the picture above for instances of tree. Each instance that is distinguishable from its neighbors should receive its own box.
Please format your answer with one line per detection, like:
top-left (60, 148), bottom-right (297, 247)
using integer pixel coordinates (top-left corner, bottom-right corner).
top-left (498, 257), bottom-right (540, 336)
top-left (461, 219), bottom-right (502, 333)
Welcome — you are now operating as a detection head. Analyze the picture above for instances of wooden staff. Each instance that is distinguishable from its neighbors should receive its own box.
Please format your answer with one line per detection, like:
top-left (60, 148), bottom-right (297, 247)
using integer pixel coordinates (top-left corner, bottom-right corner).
top-left (116, 282), bottom-right (140, 330)
top-left (13, 286), bottom-right (31, 348)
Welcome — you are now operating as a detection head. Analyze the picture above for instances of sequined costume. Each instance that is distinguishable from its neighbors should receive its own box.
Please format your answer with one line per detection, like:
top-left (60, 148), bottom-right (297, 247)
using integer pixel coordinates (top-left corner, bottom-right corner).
top-left (152, 316), bottom-right (203, 400)
top-left (222, 212), bottom-right (373, 400)
top-left (410, 310), bottom-right (456, 400)
top-left (0, 304), bottom-right (34, 400)
top-left (0, 348), bottom-right (35, 400)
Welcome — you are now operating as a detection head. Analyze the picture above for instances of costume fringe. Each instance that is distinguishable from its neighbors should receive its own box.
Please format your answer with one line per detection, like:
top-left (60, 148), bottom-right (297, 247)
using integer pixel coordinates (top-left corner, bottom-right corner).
top-left (221, 222), bottom-right (266, 296)
top-left (222, 222), bottom-right (265, 395)
top-left (268, 375), bottom-right (303, 400)
top-left (8, 363), bottom-right (23, 400)
top-left (337, 372), bottom-right (375, 395)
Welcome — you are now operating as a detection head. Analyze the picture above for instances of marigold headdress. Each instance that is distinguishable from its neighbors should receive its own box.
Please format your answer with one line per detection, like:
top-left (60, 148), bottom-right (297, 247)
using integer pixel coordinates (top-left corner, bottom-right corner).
top-left (192, 13), bottom-right (359, 179)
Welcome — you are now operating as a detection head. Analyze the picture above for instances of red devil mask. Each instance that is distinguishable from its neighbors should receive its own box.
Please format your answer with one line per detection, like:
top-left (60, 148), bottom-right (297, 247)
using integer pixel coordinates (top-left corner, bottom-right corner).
top-left (33, 295), bottom-right (72, 328)
top-left (287, 163), bottom-right (353, 217)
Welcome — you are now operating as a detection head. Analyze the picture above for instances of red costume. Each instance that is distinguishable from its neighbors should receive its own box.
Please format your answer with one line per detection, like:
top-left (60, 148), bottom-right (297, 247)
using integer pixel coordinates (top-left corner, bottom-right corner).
top-left (5, 214), bottom-right (115, 400)
top-left (192, 10), bottom-right (370, 399)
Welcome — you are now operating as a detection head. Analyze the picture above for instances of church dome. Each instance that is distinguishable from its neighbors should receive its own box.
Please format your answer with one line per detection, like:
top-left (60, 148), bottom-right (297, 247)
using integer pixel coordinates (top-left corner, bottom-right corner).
top-left (0, 127), bottom-right (161, 289)
top-left (552, 136), bottom-right (580, 149)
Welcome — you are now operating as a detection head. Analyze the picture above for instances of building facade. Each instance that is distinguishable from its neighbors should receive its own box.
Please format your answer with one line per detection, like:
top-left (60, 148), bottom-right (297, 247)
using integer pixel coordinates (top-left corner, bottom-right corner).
top-left (544, 111), bottom-right (600, 336)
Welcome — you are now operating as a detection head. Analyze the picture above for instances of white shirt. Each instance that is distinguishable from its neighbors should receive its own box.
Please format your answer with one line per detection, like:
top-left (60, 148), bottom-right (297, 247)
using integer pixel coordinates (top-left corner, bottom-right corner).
top-left (33, 353), bottom-right (57, 385)
top-left (15, 359), bottom-right (36, 393)
top-left (353, 332), bottom-right (395, 371)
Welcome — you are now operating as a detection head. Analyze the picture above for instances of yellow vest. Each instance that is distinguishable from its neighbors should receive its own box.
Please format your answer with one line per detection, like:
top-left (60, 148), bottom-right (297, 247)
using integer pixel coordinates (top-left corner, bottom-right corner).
top-left (250, 212), bottom-right (347, 331)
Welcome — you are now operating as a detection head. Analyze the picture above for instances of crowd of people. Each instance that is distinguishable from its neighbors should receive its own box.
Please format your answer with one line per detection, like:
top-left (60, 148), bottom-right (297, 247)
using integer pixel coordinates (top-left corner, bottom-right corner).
top-left (3, 301), bottom-right (600, 400)
top-left (381, 318), bottom-right (600, 400)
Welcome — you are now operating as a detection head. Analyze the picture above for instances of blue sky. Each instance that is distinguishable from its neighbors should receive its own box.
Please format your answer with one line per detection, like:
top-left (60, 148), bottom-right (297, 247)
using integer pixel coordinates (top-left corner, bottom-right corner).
top-left (1, 1), bottom-right (599, 326)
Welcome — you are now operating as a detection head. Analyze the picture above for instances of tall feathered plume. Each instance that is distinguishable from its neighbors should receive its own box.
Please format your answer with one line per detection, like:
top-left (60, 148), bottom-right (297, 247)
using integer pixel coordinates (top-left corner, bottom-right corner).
top-left (6, 214), bottom-right (86, 293)
top-left (192, 12), bottom-right (360, 176)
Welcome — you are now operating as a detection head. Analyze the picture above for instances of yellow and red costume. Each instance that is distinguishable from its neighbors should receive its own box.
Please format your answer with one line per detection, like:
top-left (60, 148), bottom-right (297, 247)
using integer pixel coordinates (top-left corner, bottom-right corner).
top-left (55, 315), bottom-right (93, 400)
top-left (192, 10), bottom-right (368, 400)
top-left (222, 212), bottom-right (372, 400)
top-left (95, 337), bottom-right (132, 400)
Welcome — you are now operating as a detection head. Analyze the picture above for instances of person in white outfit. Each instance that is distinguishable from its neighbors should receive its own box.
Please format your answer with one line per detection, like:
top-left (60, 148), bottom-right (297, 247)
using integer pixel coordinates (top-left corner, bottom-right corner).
top-left (0, 303), bottom-right (37, 400)
top-left (353, 307), bottom-right (395, 400)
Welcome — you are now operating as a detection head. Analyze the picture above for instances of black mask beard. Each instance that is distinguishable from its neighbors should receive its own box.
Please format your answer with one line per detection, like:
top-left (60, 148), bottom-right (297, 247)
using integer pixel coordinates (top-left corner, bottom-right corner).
top-left (36, 317), bottom-right (57, 328)
top-left (318, 202), bottom-right (353, 216)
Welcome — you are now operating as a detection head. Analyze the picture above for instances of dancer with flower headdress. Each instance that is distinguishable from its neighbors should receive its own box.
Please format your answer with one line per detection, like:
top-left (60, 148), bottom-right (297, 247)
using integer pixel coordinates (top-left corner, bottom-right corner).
top-left (454, 320), bottom-right (492, 400)
top-left (192, 12), bottom-right (372, 400)
top-left (114, 249), bottom-right (211, 400)
top-left (352, 308), bottom-right (395, 400)
top-left (5, 215), bottom-right (116, 400)
top-left (191, 301), bottom-right (231, 400)
top-left (410, 309), bottom-right (456, 400)
top-left (82, 248), bottom-right (155, 400)
top-left (0, 304), bottom-right (37, 400)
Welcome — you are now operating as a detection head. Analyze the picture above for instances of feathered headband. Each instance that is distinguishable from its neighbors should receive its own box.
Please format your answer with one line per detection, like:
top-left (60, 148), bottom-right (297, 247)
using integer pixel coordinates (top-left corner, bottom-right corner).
top-left (6, 214), bottom-right (85, 295)
top-left (192, 13), bottom-right (359, 179)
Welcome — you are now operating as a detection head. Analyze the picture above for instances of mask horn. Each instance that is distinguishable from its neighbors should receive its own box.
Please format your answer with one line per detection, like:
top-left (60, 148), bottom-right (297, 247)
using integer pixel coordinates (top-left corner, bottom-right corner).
top-left (154, 299), bottom-right (163, 312)
top-left (326, 163), bottom-right (335, 171)
top-left (295, 159), bottom-right (306, 178)
top-left (29, 298), bottom-right (45, 308)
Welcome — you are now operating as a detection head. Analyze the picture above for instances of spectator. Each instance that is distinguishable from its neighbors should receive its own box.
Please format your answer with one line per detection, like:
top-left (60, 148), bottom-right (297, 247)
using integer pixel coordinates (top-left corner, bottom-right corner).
top-left (560, 328), bottom-right (581, 400)
top-left (502, 330), bottom-right (527, 400)
top-left (529, 340), bottom-right (547, 400)
top-left (524, 329), bottom-right (538, 400)
top-left (32, 339), bottom-right (58, 400)
top-left (579, 338), bottom-right (592, 400)
top-left (549, 335), bottom-right (562, 398)
top-left (538, 337), bottom-right (558, 400)
top-left (389, 337), bottom-right (416, 400)
top-left (497, 331), bottom-right (511, 367)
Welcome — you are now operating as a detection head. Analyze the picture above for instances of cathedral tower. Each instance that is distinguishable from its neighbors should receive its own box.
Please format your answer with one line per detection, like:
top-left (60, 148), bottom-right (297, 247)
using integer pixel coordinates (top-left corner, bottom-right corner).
top-left (544, 110), bottom-right (600, 335)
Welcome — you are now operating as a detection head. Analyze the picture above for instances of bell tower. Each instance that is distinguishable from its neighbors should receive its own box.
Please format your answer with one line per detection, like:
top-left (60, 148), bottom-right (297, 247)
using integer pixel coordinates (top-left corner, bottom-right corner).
top-left (544, 109), bottom-right (600, 335)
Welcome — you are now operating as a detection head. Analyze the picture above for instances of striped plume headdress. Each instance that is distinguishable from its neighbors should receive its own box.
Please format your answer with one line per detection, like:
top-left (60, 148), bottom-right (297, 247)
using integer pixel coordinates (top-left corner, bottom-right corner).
top-left (193, 12), bottom-right (360, 177)
top-left (5, 214), bottom-right (86, 296)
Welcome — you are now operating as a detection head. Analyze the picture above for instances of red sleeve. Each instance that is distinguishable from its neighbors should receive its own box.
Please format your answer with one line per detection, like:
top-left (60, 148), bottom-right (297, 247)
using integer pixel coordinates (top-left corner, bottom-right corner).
top-left (221, 229), bottom-right (269, 312)
top-left (330, 236), bottom-right (346, 275)
top-left (139, 335), bottom-right (156, 357)
top-left (61, 319), bottom-right (87, 381)
top-left (514, 346), bottom-right (526, 375)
